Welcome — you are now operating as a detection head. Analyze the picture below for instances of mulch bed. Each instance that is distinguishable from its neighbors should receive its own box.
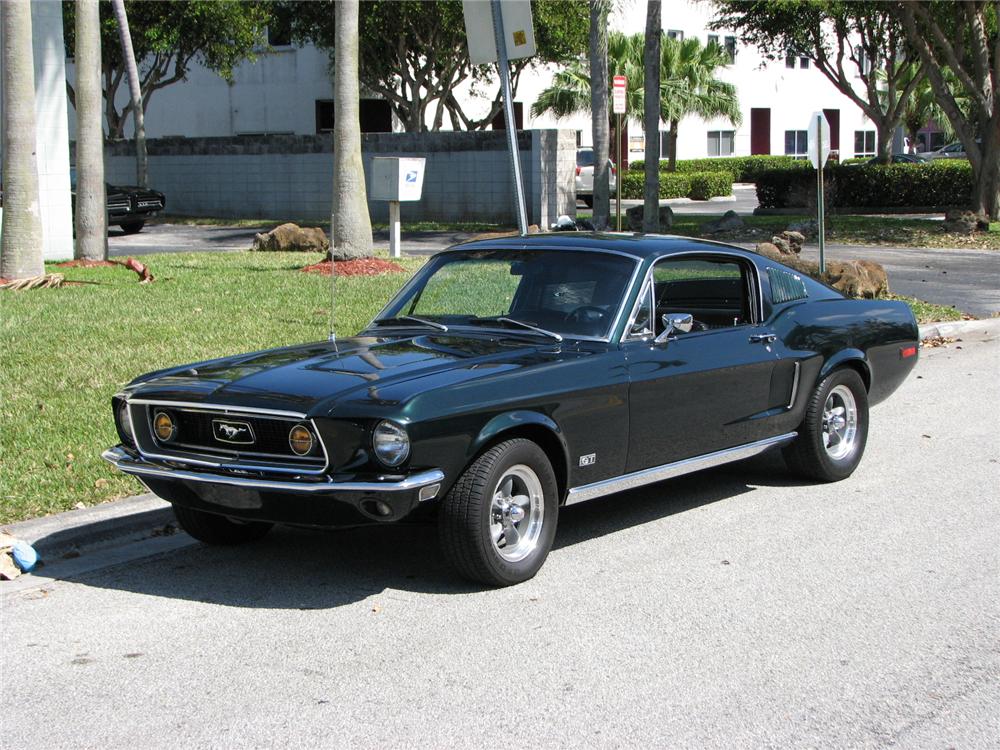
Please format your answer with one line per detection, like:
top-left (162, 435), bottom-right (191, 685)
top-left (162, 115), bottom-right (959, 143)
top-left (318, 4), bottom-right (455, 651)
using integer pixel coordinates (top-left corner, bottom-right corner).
top-left (54, 259), bottom-right (120, 268)
top-left (300, 258), bottom-right (406, 276)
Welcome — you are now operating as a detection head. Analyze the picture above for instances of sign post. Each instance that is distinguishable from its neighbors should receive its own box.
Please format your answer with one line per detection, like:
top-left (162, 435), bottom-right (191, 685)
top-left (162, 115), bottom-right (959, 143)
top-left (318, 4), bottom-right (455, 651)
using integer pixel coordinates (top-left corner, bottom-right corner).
top-left (463, 1), bottom-right (536, 237)
top-left (612, 75), bottom-right (627, 231)
top-left (807, 111), bottom-right (831, 273)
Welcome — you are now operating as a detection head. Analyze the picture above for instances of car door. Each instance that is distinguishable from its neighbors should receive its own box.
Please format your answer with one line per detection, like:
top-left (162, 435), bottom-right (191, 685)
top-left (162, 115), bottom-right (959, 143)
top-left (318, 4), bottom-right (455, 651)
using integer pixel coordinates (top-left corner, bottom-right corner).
top-left (623, 253), bottom-right (784, 473)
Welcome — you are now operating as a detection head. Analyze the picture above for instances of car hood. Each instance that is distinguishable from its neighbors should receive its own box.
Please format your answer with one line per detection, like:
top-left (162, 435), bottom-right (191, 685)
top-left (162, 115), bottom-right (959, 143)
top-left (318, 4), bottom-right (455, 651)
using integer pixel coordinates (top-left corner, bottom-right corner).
top-left (127, 332), bottom-right (574, 416)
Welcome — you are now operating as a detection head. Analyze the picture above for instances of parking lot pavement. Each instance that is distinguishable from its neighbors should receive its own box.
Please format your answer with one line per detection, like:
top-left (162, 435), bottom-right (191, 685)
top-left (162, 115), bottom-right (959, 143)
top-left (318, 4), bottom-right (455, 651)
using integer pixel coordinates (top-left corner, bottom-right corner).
top-left (3, 324), bottom-right (998, 748)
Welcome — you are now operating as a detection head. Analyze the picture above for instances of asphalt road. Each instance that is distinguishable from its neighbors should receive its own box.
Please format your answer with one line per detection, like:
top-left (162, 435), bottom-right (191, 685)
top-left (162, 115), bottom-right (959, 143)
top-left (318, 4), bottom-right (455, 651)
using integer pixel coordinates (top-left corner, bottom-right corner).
top-left (3, 323), bottom-right (999, 748)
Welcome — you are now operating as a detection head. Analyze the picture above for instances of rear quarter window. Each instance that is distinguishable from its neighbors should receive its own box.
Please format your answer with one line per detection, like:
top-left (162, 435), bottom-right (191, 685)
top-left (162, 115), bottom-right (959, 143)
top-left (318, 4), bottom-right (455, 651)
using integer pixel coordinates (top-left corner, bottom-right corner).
top-left (768, 267), bottom-right (808, 304)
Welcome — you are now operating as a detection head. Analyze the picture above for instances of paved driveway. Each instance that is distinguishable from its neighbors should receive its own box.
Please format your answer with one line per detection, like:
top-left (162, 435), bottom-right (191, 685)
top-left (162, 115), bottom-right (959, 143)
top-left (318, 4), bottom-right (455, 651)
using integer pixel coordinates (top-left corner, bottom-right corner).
top-left (3, 325), bottom-right (998, 748)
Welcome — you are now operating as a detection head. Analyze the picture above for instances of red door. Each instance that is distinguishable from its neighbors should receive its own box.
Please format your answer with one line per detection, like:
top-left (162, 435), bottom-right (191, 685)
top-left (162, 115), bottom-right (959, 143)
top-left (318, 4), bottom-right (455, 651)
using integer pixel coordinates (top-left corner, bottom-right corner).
top-left (750, 108), bottom-right (771, 155)
top-left (823, 108), bottom-right (841, 156)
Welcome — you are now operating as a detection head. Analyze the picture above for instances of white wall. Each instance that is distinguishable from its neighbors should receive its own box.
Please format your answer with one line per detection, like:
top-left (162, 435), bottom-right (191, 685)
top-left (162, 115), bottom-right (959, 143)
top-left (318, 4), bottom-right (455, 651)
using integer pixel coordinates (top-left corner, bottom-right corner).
top-left (0, 0), bottom-right (74, 261)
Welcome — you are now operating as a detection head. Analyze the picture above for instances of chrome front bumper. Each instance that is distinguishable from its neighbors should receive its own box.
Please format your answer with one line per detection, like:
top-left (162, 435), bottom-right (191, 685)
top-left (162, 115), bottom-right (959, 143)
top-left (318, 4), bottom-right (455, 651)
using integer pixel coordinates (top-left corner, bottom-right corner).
top-left (102, 446), bottom-right (445, 525)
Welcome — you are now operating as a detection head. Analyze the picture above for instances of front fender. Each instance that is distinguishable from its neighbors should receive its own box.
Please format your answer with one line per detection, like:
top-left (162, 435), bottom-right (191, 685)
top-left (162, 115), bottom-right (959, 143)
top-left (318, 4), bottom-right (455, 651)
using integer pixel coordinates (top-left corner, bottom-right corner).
top-left (470, 410), bottom-right (570, 471)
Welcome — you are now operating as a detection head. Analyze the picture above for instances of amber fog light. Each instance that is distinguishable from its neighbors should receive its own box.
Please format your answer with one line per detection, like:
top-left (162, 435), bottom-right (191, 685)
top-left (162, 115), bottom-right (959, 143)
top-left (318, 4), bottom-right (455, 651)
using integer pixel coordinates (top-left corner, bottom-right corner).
top-left (153, 411), bottom-right (176, 441)
top-left (289, 424), bottom-right (314, 456)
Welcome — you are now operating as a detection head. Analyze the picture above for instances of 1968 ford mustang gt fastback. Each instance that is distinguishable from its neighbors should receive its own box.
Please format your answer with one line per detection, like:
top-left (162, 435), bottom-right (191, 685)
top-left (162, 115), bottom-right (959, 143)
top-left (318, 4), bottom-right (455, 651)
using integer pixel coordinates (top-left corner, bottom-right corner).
top-left (105, 234), bottom-right (918, 586)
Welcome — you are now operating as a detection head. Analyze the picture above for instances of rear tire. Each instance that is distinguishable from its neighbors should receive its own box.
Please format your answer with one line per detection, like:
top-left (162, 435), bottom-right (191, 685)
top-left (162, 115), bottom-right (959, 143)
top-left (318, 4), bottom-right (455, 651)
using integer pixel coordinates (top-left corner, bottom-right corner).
top-left (438, 439), bottom-right (558, 587)
top-left (119, 220), bottom-right (145, 234)
top-left (172, 505), bottom-right (273, 545)
top-left (581, 195), bottom-right (594, 208)
top-left (783, 368), bottom-right (869, 482)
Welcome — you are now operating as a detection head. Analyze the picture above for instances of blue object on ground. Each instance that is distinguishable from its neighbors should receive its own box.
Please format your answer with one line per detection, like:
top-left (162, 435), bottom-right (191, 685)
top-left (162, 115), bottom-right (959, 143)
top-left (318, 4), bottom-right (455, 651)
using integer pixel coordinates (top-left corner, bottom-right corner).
top-left (11, 541), bottom-right (38, 572)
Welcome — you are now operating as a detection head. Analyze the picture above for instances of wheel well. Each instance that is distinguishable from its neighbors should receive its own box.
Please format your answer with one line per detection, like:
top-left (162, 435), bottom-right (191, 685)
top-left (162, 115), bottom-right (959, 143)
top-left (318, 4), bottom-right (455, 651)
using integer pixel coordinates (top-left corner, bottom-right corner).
top-left (477, 425), bottom-right (569, 502)
top-left (836, 359), bottom-right (871, 392)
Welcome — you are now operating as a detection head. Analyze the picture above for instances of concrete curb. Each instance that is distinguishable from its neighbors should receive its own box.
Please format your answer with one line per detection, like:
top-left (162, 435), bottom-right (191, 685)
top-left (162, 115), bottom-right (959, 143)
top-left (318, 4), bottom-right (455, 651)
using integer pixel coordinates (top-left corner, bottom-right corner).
top-left (3, 493), bottom-right (172, 559)
top-left (4, 317), bottom-right (995, 564)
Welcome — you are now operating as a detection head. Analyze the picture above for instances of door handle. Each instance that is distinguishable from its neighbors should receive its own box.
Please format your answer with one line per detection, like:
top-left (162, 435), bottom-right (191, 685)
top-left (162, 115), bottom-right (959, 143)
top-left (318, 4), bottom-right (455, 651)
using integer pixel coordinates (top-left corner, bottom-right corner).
top-left (749, 333), bottom-right (777, 344)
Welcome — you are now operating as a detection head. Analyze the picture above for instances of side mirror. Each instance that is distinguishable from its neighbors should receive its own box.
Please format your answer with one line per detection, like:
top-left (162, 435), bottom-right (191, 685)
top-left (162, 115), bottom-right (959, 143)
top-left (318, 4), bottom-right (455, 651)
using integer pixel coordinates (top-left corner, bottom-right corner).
top-left (654, 313), bottom-right (694, 344)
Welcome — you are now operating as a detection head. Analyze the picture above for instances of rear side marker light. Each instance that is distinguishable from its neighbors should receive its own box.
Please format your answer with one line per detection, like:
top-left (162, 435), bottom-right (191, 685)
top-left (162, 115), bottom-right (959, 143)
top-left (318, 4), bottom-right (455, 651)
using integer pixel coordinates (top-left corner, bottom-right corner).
top-left (900, 345), bottom-right (917, 358)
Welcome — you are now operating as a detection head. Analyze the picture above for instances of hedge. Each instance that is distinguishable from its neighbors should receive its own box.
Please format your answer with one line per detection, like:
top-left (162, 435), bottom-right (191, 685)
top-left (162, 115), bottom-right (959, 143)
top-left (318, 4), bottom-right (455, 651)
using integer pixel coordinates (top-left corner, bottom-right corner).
top-left (628, 155), bottom-right (807, 183)
top-left (756, 160), bottom-right (973, 209)
top-left (619, 170), bottom-right (734, 200)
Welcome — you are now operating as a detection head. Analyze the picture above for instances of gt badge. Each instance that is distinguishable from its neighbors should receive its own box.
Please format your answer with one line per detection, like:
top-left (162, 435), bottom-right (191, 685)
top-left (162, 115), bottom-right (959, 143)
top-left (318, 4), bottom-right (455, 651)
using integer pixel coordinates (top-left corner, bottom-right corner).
top-left (579, 453), bottom-right (596, 467)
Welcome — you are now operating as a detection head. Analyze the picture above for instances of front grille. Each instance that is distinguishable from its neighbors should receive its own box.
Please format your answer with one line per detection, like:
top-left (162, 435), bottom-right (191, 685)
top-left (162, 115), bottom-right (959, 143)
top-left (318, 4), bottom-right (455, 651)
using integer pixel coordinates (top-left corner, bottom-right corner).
top-left (133, 403), bottom-right (327, 474)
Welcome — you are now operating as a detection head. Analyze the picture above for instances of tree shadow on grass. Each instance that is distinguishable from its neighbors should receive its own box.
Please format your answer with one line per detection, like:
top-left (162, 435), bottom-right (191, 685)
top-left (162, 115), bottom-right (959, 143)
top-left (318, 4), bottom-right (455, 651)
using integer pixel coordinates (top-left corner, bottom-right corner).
top-left (67, 451), bottom-right (808, 610)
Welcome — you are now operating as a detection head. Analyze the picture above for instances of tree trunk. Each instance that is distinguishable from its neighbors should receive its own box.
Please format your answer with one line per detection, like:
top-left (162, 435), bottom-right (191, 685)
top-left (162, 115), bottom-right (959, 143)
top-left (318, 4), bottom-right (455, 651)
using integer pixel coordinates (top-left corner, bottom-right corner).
top-left (667, 120), bottom-right (679, 172)
top-left (642, 0), bottom-right (661, 233)
top-left (589, 0), bottom-right (610, 229)
top-left (970, 147), bottom-right (1000, 221)
top-left (874, 120), bottom-right (893, 163)
top-left (331, 0), bottom-right (373, 259)
top-left (111, 0), bottom-right (148, 187)
top-left (74, 0), bottom-right (108, 261)
top-left (0, 0), bottom-right (45, 280)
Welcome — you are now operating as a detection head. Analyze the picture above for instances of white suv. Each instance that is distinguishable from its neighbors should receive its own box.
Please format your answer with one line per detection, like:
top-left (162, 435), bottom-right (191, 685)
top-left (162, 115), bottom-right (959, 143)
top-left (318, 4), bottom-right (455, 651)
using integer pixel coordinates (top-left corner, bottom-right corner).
top-left (576, 148), bottom-right (618, 207)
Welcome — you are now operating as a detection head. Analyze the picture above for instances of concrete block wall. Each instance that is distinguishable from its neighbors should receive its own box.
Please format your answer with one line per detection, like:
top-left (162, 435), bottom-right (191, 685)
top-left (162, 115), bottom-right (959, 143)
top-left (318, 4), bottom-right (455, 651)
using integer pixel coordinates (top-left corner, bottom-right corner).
top-left (102, 131), bottom-right (576, 227)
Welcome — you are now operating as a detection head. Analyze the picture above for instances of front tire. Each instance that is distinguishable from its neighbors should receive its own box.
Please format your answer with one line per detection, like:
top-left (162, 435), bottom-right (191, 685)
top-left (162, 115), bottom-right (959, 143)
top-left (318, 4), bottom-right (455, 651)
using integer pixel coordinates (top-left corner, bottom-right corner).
top-left (783, 368), bottom-right (869, 482)
top-left (172, 505), bottom-right (273, 545)
top-left (119, 220), bottom-right (145, 234)
top-left (438, 439), bottom-right (559, 587)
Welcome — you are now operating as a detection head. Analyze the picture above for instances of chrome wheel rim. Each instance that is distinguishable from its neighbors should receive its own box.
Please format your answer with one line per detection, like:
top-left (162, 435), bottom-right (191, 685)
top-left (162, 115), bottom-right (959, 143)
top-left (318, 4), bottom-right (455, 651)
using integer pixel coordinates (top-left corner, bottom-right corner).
top-left (490, 464), bottom-right (544, 563)
top-left (822, 384), bottom-right (858, 460)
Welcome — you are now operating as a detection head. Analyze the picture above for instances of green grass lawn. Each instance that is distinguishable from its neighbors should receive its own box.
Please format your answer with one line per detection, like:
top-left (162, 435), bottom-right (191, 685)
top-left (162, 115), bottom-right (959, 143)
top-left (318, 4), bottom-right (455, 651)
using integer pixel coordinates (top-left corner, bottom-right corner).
top-left (0, 249), bottom-right (965, 523)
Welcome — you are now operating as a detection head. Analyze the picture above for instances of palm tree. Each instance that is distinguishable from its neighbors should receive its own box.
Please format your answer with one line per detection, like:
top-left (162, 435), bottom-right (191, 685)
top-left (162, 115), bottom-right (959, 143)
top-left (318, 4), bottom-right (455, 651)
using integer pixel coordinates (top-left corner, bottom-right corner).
top-left (660, 37), bottom-right (741, 171)
top-left (0, 0), bottom-right (45, 280)
top-left (588, 0), bottom-right (611, 229)
top-left (75, 0), bottom-right (108, 261)
top-left (331, 0), bottom-right (373, 259)
top-left (533, 33), bottom-right (741, 172)
top-left (643, 1), bottom-right (662, 232)
top-left (111, 0), bottom-right (149, 187)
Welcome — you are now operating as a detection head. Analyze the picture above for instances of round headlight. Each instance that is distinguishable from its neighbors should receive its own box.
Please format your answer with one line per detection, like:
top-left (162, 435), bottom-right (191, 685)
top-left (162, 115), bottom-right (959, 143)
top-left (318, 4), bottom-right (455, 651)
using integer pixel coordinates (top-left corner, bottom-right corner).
top-left (372, 420), bottom-right (410, 467)
top-left (288, 424), bottom-right (314, 456)
top-left (116, 401), bottom-right (135, 444)
top-left (153, 411), bottom-right (176, 442)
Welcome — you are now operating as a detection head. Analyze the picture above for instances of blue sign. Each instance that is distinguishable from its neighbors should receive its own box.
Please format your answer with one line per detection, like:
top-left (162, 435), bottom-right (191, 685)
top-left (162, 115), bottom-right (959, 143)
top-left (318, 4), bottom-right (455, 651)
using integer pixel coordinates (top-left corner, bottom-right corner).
top-left (405, 171), bottom-right (418, 183)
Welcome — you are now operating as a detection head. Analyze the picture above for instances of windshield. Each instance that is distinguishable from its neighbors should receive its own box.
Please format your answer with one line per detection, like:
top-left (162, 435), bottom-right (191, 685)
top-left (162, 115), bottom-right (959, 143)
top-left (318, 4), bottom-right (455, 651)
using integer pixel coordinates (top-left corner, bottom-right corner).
top-left (378, 249), bottom-right (637, 340)
top-left (576, 149), bottom-right (595, 167)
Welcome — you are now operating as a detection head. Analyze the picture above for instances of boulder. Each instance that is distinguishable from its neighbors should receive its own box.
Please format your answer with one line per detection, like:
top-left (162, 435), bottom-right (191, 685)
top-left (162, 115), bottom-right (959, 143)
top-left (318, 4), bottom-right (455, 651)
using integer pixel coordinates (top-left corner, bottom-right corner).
top-left (941, 209), bottom-right (988, 234)
top-left (769, 230), bottom-right (805, 255)
top-left (701, 209), bottom-right (745, 234)
top-left (252, 223), bottom-right (330, 253)
top-left (755, 242), bottom-right (781, 257)
top-left (625, 204), bottom-right (674, 232)
top-left (771, 235), bottom-right (794, 255)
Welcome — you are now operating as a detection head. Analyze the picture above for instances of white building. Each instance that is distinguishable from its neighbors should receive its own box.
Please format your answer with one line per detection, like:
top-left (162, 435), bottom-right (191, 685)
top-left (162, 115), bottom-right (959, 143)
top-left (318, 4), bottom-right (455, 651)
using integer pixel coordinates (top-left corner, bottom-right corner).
top-left (0, 0), bottom-right (74, 261)
top-left (67, 0), bottom-right (914, 165)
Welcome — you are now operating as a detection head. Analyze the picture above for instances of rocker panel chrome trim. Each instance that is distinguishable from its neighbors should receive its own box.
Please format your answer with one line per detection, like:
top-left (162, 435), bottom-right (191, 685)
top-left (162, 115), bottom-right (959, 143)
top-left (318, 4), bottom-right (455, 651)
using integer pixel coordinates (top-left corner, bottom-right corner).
top-left (101, 447), bottom-right (444, 496)
top-left (564, 432), bottom-right (797, 505)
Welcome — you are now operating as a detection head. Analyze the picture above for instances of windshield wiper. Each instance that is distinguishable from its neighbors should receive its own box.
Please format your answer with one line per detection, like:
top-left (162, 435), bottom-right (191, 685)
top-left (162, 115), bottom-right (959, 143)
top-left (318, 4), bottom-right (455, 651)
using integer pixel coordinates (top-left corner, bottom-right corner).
top-left (372, 315), bottom-right (449, 332)
top-left (494, 317), bottom-right (563, 342)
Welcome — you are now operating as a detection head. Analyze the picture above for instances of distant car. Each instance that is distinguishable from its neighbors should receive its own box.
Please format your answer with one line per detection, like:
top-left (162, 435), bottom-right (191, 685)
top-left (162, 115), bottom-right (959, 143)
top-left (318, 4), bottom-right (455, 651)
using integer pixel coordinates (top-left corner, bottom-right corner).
top-left (576, 148), bottom-right (617, 207)
top-left (922, 142), bottom-right (967, 161)
top-left (845, 153), bottom-right (928, 166)
top-left (70, 168), bottom-right (166, 234)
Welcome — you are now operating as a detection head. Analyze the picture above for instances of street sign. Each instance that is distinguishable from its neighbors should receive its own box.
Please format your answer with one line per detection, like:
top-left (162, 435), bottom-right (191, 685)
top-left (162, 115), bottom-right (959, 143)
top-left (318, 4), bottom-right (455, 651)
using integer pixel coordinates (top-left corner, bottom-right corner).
top-left (463, 0), bottom-right (536, 65)
top-left (807, 111), bottom-right (831, 170)
top-left (612, 75), bottom-right (627, 115)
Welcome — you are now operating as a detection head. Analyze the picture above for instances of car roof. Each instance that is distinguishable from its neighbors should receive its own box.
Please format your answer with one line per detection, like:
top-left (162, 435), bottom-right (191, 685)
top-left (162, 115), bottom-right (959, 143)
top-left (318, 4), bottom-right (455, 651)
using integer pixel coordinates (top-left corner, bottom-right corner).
top-left (447, 231), bottom-right (755, 261)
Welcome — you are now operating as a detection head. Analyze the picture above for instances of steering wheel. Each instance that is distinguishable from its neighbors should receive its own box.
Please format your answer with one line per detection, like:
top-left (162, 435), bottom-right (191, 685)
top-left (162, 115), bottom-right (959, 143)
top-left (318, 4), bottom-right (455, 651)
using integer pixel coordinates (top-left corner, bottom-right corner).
top-left (565, 305), bottom-right (608, 324)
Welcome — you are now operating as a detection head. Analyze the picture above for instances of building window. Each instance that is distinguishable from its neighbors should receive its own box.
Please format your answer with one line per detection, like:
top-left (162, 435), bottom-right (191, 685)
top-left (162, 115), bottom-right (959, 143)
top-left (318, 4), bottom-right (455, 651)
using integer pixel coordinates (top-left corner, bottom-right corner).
top-left (491, 102), bottom-right (524, 130)
top-left (785, 48), bottom-right (810, 68)
top-left (724, 36), bottom-right (737, 64)
top-left (784, 130), bottom-right (808, 156)
top-left (707, 130), bottom-right (735, 156)
top-left (316, 99), bottom-right (393, 133)
top-left (707, 34), bottom-right (719, 48)
top-left (667, 30), bottom-right (684, 41)
top-left (854, 130), bottom-right (876, 158)
top-left (855, 46), bottom-right (873, 76)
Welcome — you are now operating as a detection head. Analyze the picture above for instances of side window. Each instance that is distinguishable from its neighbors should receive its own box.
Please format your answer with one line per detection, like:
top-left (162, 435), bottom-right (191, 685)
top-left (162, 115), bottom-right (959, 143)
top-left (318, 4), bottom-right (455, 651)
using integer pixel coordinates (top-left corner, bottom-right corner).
top-left (651, 256), bottom-right (753, 334)
top-left (768, 267), bottom-right (808, 304)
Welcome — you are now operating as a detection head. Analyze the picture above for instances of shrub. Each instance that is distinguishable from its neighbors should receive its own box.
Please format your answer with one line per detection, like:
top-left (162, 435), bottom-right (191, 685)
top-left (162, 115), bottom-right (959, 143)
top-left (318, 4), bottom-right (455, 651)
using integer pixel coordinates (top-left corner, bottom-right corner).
top-left (688, 171), bottom-right (734, 200)
top-left (755, 160), bottom-right (973, 209)
top-left (620, 170), bottom-right (733, 201)
top-left (628, 155), bottom-right (806, 182)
